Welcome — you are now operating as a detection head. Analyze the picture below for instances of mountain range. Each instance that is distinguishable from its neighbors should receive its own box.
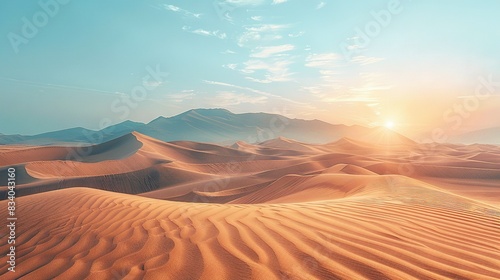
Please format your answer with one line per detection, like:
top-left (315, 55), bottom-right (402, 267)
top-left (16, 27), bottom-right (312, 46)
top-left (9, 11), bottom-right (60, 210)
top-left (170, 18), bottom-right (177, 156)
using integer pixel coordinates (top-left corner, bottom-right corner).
top-left (450, 127), bottom-right (500, 145)
top-left (0, 108), bottom-right (414, 145)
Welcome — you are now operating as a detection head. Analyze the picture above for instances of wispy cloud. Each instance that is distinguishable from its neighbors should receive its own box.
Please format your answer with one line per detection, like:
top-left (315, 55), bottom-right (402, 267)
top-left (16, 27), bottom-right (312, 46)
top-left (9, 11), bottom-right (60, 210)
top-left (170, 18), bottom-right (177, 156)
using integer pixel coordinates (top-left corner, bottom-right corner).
top-left (288, 31), bottom-right (305, 38)
top-left (238, 24), bottom-right (289, 47)
top-left (234, 25), bottom-right (295, 83)
top-left (142, 80), bottom-right (163, 88)
top-left (250, 44), bottom-right (294, 58)
top-left (244, 59), bottom-right (294, 83)
top-left (305, 53), bottom-right (341, 68)
top-left (350, 56), bottom-right (385, 65)
top-left (0, 76), bottom-right (128, 96)
top-left (224, 0), bottom-right (265, 6)
top-left (203, 80), bottom-right (306, 105)
top-left (272, 0), bottom-right (289, 4)
top-left (245, 24), bottom-right (289, 33)
top-left (316, 1), bottom-right (326, 9)
top-left (221, 49), bottom-right (237, 54)
top-left (240, 59), bottom-right (268, 73)
top-left (163, 4), bottom-right (201, 18)
top-left (225, 58), bottom-right (295, 83)
top-left (301, 86), bottom-right (325, 96)
top-left (182, 26), bottom-right (227, 39)
top-left (302, 52), bottom-right (390, 102)
top-left (193, 29), bottom-right (227, 39)
top-left (223, 63), bottom-right (238, 70)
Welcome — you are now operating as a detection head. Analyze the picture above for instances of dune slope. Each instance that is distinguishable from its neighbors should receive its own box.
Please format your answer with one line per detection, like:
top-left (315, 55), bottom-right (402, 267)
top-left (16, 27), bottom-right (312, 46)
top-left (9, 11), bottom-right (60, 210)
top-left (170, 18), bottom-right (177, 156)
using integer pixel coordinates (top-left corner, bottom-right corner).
top-left (0, 188), bottom-right (499, 280)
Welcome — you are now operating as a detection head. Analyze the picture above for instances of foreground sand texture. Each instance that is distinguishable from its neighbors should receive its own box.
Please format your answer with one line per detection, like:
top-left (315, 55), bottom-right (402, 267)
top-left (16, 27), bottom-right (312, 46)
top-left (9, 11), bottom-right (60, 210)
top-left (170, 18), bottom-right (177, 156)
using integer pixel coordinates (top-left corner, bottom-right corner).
top-left (1, 131), bottom-right (500, 279)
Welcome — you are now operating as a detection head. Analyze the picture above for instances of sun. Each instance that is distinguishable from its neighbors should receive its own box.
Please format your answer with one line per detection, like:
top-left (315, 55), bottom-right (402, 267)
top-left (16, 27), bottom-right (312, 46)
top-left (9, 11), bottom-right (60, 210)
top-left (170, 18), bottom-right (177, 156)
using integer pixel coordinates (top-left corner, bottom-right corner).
top-left (385, 120), bottom-right (395, 129)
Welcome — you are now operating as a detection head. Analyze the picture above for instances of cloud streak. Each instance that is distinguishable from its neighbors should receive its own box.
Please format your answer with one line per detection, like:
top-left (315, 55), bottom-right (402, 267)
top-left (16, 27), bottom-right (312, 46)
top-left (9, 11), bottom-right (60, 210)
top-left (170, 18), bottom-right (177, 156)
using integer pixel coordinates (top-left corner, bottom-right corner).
top-left (238, 24), bottom-right (289, 47)
top-left (163, 4), bottom-right (201, 18)
top-left (250, 44), bottom-right (295, 58)
top-left (305, 53), bottom-right (341, 68)
top-left (182, 26), bottom-right (227, 39)
top-left (203, 80), bottom-right (307, 105)
top-left (316, 1), bottom-right (326, 9)
top-left (224, 0), bottom-right (265, 5)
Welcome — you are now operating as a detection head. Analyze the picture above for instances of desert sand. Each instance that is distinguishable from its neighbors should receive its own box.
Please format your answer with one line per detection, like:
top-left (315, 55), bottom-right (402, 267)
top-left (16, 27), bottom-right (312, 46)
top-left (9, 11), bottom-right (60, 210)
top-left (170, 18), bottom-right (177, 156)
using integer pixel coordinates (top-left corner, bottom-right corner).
top-left (1, 131), bottom-right (500, 279)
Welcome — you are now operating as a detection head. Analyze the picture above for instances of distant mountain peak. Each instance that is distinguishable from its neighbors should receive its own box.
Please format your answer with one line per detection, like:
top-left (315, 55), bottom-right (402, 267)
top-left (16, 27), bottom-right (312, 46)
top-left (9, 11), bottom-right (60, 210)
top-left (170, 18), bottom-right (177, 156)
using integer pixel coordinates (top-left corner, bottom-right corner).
top-left (168, 108), bottom-right (235, 121)
top-left (184, 108), bottom-right (233, 116)
top-left (191, 108), bottom-right (232, 113)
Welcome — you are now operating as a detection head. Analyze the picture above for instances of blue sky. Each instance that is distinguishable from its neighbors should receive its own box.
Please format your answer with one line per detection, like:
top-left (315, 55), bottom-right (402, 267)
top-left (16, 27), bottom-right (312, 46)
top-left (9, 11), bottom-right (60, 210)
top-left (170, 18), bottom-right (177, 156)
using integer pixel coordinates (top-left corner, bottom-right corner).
top-left (1, 0), bottom-right (499, 138)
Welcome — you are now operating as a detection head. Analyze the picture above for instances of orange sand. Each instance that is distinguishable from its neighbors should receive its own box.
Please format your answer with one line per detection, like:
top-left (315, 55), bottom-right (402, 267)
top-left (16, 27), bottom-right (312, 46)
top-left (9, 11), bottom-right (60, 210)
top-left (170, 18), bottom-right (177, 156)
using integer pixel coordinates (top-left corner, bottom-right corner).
top-left (1, 131), bottom-right (499, 279)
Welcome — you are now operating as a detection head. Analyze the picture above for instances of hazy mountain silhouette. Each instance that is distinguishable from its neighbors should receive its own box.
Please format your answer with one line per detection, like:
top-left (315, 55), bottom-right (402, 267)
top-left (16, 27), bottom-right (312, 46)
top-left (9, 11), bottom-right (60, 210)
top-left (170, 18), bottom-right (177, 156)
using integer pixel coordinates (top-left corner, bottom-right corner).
top-left (0, 109), bottom-right (411, 145)
top-left (452, 127), bottom-right (500, 144)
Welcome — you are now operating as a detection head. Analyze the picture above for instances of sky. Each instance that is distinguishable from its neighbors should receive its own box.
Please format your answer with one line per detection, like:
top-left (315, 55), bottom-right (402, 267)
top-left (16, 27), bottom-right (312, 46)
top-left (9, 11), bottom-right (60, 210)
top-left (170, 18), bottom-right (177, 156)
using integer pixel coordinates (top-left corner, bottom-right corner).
top-left (1, 0), bottom-right (499, 140)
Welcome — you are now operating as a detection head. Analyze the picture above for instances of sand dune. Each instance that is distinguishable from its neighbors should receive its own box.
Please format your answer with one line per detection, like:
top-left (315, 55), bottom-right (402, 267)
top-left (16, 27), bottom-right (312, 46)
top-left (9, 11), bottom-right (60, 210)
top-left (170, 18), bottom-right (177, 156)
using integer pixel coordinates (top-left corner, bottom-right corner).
top-left (1, 132), bottom-right (500, 279)
top-left (321, 164), bottom-right (378, 175)
top-left (2, 131), bottom-right (499, 203)
top-left (0, 187), bottom-right (499, 279)
top-left (2, 131), bottom-right (500, 203)
top-left (260, 137), bottom-right (324, 154)
top-left (0, 132), bottom-right (279, 198)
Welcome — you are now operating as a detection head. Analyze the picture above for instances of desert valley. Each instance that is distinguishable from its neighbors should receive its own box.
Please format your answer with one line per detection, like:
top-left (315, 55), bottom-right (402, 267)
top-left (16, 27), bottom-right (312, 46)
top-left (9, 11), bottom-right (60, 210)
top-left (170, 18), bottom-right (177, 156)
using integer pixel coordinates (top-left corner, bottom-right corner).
top-left (1, 110), bottom-right (499, 279)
